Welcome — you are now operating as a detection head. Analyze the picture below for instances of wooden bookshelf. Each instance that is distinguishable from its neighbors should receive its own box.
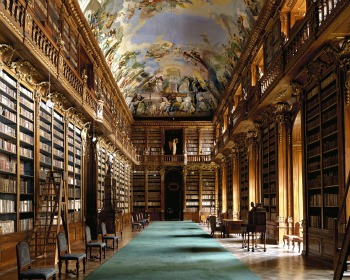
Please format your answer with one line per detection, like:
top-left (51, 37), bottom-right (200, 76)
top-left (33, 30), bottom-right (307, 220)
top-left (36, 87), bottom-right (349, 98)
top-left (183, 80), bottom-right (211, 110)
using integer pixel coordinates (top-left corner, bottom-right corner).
top-left (200, 129), bottom-right (214, 155)
top-left (185, 170), bottom-right (199, 212)
top-left (304, 71), bottom-right (342, 231)
top-left (67, 122), bottom-right (83, 223)
top-left (201, 170), bottom-right (215, 214)
top-left (133, 169), bottom-right (145, 210)
top-left (226, 158), bottom-right (233, 215)
top-left (132, 127), bottom-right (146, 155)
top-left (97, 147), bottom-right (106, 212)
top-left (186, 128), bottom-right (198, 155)
top-left (239, 146), bottom-right (248, 213)
top-left (148, 128), bottom-right (161, 155)
top-left (0, 69), bottom-right (35, 234)
top-left (261, 121), bottom-right (278, 222)
top-left (18, 83), bottom-right (35, 232)
top-left (147, 170), bottom-right (161, 211)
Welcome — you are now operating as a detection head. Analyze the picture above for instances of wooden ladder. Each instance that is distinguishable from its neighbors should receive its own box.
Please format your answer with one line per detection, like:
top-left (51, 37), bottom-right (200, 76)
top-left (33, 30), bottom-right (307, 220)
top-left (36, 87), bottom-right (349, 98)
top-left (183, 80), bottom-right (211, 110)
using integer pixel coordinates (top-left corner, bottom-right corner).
top-left (334, 170), bottom-right (350, 279)
top-left (29, 171), bottom-right (70, 262)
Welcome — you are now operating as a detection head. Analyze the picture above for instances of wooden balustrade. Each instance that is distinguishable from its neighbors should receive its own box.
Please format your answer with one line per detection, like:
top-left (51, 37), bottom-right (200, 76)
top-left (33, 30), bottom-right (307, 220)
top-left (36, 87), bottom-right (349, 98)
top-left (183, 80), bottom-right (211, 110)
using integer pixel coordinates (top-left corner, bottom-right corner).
top-left (137, 154), bottom-right (211, 164)
top-left (2, 0), bottom-right (25, 28)
top-left (260, 56), bottom-right (283, 96)
top-left (31, 21), bottom-right (59, 70)
top-left (283, 11), bottom-right (315, 72)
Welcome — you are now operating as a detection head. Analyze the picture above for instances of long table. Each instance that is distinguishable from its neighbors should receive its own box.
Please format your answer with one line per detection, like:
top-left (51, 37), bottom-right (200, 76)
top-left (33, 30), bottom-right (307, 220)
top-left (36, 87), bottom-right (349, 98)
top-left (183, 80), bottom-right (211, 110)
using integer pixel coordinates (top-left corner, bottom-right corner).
top-left (221, 219), bottom-right (244, 238)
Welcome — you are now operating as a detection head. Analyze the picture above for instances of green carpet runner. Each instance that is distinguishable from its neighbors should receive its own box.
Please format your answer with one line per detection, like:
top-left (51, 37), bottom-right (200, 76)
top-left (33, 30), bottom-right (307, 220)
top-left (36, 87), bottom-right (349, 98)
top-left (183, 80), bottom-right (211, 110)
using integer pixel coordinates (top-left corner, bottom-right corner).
top-left (86, 221), bottom-right (260, 280)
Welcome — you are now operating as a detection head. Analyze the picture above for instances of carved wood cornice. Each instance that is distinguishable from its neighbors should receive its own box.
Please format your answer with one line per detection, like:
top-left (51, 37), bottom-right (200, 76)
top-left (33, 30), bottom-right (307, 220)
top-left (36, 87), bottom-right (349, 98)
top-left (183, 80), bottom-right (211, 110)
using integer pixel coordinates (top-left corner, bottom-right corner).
top-left (338, 37), bottom-right (350, 106)
top-left (133, 121), bottom-right (213, 128)
top-left (255, 105), bottom-right (276, 128)
top-left (0, 44), bottom-right (14, 67)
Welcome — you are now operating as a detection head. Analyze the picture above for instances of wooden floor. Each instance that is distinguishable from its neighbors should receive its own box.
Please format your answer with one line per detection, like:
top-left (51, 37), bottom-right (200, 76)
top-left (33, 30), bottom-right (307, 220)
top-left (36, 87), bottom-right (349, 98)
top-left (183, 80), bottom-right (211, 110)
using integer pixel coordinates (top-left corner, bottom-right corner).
top-left (0, 222), bottom-right (335, 279)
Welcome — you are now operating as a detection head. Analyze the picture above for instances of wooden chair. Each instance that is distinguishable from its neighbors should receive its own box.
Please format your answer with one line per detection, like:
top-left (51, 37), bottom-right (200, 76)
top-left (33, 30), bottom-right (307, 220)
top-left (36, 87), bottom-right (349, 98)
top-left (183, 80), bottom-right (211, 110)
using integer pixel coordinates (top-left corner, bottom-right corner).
top-left (16, 241), bottom-right (57, 279)
top-left (85, 225), bottom-right (106, 261)
top-left (283, 222), bottom-right (301, 249)
top-left (101, 222), bottom-right (119, 251)
top-left (292, 236), bottom-right (303, 252)
top-left (208, 215), bottom-right (224, 237)
top-left (139, 213), bottom-right (149, 226)
top-left (131, 215), bottom-right (142, 232)
top-left (57, 232), bottom-right (86, 278)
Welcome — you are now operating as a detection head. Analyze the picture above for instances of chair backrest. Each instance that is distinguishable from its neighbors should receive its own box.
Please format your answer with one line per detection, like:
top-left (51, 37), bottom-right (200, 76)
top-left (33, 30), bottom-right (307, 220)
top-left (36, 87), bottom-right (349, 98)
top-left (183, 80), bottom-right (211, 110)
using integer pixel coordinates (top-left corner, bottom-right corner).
top-left (16, 241), bottom-right (31, 275)
top-left (101, 222), bottom-right (107, 236)
top-left (294, 222), bottom-right (301, 236)
top-left (241, 209), bottom-right (249, 223)
top-left (85, 226), bottom-right (92, 243)
top-left (57, 232), bottom-right (68, 254)
top-left (208, 215), bottom-right (217, 230)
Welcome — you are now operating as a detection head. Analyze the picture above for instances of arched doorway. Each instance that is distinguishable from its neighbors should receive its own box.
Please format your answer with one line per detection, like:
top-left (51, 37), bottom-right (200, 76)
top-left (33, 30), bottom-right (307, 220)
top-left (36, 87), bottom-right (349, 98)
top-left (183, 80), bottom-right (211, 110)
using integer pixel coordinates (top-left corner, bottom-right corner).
top-left (165, 169), bottom-right (183, 221)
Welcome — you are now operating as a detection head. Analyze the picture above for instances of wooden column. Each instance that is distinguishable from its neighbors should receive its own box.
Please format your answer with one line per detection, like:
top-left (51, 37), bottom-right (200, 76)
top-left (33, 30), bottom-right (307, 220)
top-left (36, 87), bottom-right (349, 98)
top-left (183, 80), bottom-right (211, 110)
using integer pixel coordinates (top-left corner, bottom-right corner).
top-left (215, 167), bottom-right (219, 215)
top-left (246, 130), bottom-right (259, 205)
top-left (198, 128), bottom-right (202, 155)
top-left (85, 137), bottom-right (99, 239)
top-left (221, 158), bottom-right (227, 213)
top-left (160, 167), bottom-right (165, 221)
top-left (341, 46), bottom-right (350, 220)
top-left (183, 127), bottom-right (187, 154)
top-left (199, 169), bottom-right (203, 213)
top-left (161, 128), bottom-right (165, 161)
top-left (145, 128), bottom-right (149, 155)
top-left (182, 168), bottom-right (187, 213)
top-left (276, 102), bottom-right (291, 242)
top-left (231, 145), bottom-right (240, 218)
top-left (145, 167), bottom-right (149, 211)
top-left (33, 90), bottom-right (42, 216)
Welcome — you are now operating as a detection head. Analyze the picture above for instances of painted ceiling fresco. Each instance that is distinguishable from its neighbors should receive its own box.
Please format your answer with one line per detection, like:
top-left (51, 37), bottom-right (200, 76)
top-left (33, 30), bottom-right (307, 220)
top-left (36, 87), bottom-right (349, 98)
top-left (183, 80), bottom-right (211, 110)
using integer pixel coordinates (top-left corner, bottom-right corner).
top-left (78, 0), bottom-right (265, 119)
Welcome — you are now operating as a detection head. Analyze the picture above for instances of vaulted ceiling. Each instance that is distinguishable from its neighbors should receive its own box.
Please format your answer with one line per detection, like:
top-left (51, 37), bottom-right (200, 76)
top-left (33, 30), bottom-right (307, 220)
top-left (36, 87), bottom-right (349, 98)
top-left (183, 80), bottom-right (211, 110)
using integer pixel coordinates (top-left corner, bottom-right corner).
top-left (77, 0), bottom-right (266, 120)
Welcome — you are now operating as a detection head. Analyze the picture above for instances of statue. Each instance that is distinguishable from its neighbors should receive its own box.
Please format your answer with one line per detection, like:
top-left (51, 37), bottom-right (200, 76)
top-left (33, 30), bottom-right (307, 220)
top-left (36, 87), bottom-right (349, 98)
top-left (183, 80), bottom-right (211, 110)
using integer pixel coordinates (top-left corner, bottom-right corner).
top-left (169, 138), bottom-right (178, 155)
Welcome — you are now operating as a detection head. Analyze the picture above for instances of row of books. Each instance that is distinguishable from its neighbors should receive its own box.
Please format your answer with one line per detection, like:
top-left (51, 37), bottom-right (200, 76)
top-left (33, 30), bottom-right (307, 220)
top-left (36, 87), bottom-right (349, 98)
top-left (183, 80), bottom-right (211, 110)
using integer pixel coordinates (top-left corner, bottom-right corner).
top-left (19, 96), bottom-right (34, 110)
top-left (0, 122), bottom-right (16, 138)
top-left (20, 218), bottom-right (33, 231)
top-left (19, 200), bottom-right (33, 212)
top-left (0, 175), bottom-right (16, 193)
top-left (0, 152), bottom-right (16, 173)
top-left (0, 199), bottom-right (16, 213)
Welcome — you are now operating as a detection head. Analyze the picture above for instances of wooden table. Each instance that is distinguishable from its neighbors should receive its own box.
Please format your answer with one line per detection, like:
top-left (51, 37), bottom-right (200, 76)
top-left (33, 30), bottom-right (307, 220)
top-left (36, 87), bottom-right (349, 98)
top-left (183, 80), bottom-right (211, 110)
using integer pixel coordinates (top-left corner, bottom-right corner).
top-left (221, 219), bottom-right (244, 238)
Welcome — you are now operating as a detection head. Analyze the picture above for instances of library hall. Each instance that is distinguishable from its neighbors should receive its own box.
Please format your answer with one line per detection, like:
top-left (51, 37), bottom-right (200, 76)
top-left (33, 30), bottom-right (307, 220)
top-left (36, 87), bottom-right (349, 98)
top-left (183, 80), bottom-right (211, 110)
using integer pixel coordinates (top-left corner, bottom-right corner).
top-left (0, 0), bottom-right (349, 279)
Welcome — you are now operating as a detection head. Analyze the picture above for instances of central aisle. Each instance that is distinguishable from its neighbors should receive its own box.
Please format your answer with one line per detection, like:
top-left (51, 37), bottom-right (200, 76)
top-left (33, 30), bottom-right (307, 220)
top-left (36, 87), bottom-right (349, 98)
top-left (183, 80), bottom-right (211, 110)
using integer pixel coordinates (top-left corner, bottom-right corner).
top-left (86, 221), bottom-right (259, 280)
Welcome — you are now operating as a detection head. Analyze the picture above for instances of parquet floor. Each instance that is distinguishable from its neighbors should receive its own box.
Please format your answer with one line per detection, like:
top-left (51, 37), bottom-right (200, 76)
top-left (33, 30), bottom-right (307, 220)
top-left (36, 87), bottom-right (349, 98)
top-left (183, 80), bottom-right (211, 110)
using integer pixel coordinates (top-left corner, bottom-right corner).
top-left (0, 222), bottom-right (334, 279)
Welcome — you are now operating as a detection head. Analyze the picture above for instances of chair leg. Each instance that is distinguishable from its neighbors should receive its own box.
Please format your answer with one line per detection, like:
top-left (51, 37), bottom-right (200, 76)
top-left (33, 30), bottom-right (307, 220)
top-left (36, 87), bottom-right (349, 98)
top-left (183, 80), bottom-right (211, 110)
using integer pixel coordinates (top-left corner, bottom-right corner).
top-left (58, 260), bottom-right (62, 277)
top-left (76, 260), bottom-right (80, 278)
top-left (83, 257), bottom-right (86, 273)
top-left (65, 260), bottom-right (68, 274)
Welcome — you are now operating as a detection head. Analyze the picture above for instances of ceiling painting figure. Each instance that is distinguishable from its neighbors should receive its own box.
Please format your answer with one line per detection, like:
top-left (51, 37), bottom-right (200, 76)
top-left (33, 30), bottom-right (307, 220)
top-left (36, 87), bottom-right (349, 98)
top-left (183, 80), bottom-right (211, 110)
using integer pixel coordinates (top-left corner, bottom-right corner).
top-left (78, 0), bottom-right (266, 119)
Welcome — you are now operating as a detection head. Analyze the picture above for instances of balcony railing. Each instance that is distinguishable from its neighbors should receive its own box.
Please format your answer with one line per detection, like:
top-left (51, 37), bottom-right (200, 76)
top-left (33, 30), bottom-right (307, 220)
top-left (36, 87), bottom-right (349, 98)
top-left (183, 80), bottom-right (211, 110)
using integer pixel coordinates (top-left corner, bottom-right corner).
top-left (138, 154), bottom-right (212, 164)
